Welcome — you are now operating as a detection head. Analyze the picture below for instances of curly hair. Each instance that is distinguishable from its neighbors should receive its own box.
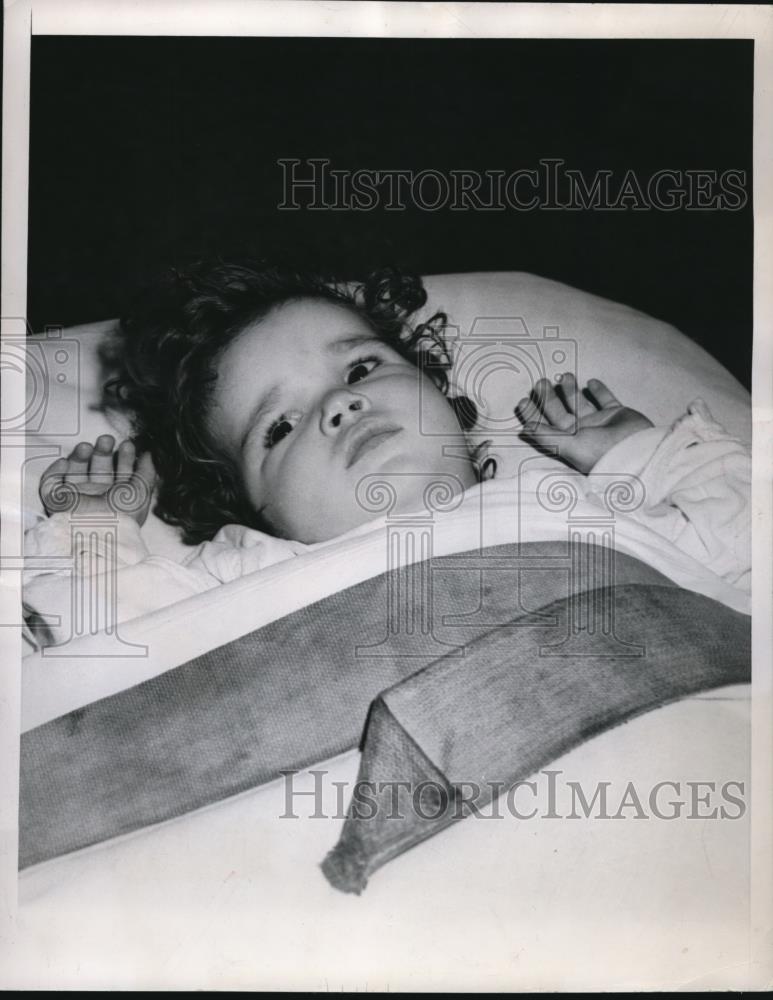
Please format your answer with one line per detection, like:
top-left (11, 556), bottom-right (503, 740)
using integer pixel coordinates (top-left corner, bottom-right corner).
top-left (108, 260), bottom-right (477, 544)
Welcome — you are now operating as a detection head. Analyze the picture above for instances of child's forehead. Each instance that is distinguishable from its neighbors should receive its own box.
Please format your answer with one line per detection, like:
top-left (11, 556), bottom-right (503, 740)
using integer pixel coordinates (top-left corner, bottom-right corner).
top-left (241, 297), bottom-right (380, 355)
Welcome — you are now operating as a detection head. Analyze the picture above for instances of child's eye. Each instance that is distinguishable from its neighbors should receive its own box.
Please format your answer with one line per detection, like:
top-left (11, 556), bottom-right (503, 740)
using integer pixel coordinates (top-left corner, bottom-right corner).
top-left (264, 415), bottom-right (296, 449)
top-left (346, 356), bottom-right (382, 385)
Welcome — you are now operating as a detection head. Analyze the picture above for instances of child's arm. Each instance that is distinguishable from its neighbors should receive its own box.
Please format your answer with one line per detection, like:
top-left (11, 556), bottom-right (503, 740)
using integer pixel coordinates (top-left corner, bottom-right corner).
top-left (25, 436), bottom-right (304, 647)
top-left (516, 377), bottom-right (751, 590)
top-left (24, 436), bottom-right (209, 646)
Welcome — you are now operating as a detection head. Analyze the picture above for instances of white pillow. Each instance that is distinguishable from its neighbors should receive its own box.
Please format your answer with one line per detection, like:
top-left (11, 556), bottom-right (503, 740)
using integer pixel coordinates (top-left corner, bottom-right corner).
top-left (425, 271), bottom-right (749, 438)
top-left (24, 272), bottom-right (750, 561)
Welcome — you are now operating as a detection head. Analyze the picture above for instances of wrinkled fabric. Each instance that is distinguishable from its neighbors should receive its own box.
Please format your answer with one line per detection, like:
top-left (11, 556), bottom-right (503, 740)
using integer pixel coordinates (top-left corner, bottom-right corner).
top-left (322, 583), bottom-right (751, 894)
top-left (20, 542), bottom-right (677, 868)
top-left (587, 398), bottom-right (750, 590)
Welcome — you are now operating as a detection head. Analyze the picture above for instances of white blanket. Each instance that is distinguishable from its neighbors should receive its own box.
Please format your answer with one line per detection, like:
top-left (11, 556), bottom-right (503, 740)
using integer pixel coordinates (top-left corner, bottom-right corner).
top-left (22, 399), bottom-right (750, 731)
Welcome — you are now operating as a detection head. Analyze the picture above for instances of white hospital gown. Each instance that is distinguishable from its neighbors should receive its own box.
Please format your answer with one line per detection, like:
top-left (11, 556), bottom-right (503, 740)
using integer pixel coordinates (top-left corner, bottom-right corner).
top-left (23, 400), bottom-right (751, 648)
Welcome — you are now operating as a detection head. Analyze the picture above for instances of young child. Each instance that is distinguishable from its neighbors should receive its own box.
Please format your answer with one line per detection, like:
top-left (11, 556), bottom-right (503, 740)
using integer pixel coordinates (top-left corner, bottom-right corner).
top-left (23, 262), bottom-right (751, 645)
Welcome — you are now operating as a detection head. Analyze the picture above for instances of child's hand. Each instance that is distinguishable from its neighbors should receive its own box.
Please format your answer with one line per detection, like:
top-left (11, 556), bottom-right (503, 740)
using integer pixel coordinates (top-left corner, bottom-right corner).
top-left (39, 435), bottom-right (157, 525)
top-left (515, 374), bottom-right (654, 474)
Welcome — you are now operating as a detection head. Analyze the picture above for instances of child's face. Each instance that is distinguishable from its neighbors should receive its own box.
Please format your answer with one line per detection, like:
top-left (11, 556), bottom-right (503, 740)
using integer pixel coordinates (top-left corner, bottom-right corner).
top-left (207, 298), bottom-right (477, 542)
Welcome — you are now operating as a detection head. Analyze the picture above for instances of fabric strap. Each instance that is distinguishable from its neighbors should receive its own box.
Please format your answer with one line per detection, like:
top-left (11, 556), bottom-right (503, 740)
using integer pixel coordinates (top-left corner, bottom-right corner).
top-left (321, 583), bottom-right (751, 893)
top-left (20, 541), bottom-right (702, 868)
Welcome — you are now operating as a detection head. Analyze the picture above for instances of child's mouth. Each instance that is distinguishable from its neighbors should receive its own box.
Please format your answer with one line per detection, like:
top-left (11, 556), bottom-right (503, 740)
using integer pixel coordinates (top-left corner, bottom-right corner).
top-left (344, 422), bottom-right (401, 468)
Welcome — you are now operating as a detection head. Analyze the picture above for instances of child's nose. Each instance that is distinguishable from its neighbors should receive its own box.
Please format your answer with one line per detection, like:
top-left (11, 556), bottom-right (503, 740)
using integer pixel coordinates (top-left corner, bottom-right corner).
top-left (320, 388), bottom-right (370, 433)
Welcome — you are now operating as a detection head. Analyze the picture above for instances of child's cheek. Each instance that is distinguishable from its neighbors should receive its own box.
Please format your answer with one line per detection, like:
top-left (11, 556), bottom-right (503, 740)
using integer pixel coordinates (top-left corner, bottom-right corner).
top-left (241, 445), bottom-right (271, 507)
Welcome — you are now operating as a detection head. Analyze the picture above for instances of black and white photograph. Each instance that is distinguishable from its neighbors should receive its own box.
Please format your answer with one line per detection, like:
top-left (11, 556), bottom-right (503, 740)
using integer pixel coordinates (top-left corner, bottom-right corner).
top-left (1, 1), bottom-right (771, 990)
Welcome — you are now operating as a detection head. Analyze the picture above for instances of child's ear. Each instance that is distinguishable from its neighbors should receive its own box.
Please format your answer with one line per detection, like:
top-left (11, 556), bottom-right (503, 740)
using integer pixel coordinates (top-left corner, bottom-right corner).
top-left (450, 394), bottom-right (478, 431)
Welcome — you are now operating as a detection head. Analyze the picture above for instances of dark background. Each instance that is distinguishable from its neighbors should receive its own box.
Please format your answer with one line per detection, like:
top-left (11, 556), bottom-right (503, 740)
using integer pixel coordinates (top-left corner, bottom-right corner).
top-left (28, 36), bottom-right (753, 386)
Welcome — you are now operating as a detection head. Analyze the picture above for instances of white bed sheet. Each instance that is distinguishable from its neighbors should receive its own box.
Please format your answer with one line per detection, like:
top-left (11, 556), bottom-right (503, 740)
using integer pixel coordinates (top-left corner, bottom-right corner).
top-left (10, 685), bottom-right (751, 990)
top-left (22, 470), bottom-right (750, 732)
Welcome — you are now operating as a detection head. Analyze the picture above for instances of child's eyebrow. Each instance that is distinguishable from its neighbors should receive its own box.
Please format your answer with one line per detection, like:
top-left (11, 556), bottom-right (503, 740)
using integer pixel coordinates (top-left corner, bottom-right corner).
top-left (327, 334), bottom-right (383, 355)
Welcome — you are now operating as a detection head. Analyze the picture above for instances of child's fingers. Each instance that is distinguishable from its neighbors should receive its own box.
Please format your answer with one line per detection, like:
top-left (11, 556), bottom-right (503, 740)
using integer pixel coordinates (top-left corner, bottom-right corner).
top-left (515, 396), bottom-right (545, 430)
top-left (560, 373), bottom-right (595, 417)
top-left (587, 379), bottom-right (621, 410)
top-left (88, 434), bottom-right (116, 477)
top-left (39, 457), bottom-right (69, 500)
top-left (64, 441), bottom-right (93, 479)
top-left (533, 378), bottom-right (573, 429)
top-left (41, 456), bottom-right (69, 481)
top-left (115, 440), bottom-right (136, 480)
